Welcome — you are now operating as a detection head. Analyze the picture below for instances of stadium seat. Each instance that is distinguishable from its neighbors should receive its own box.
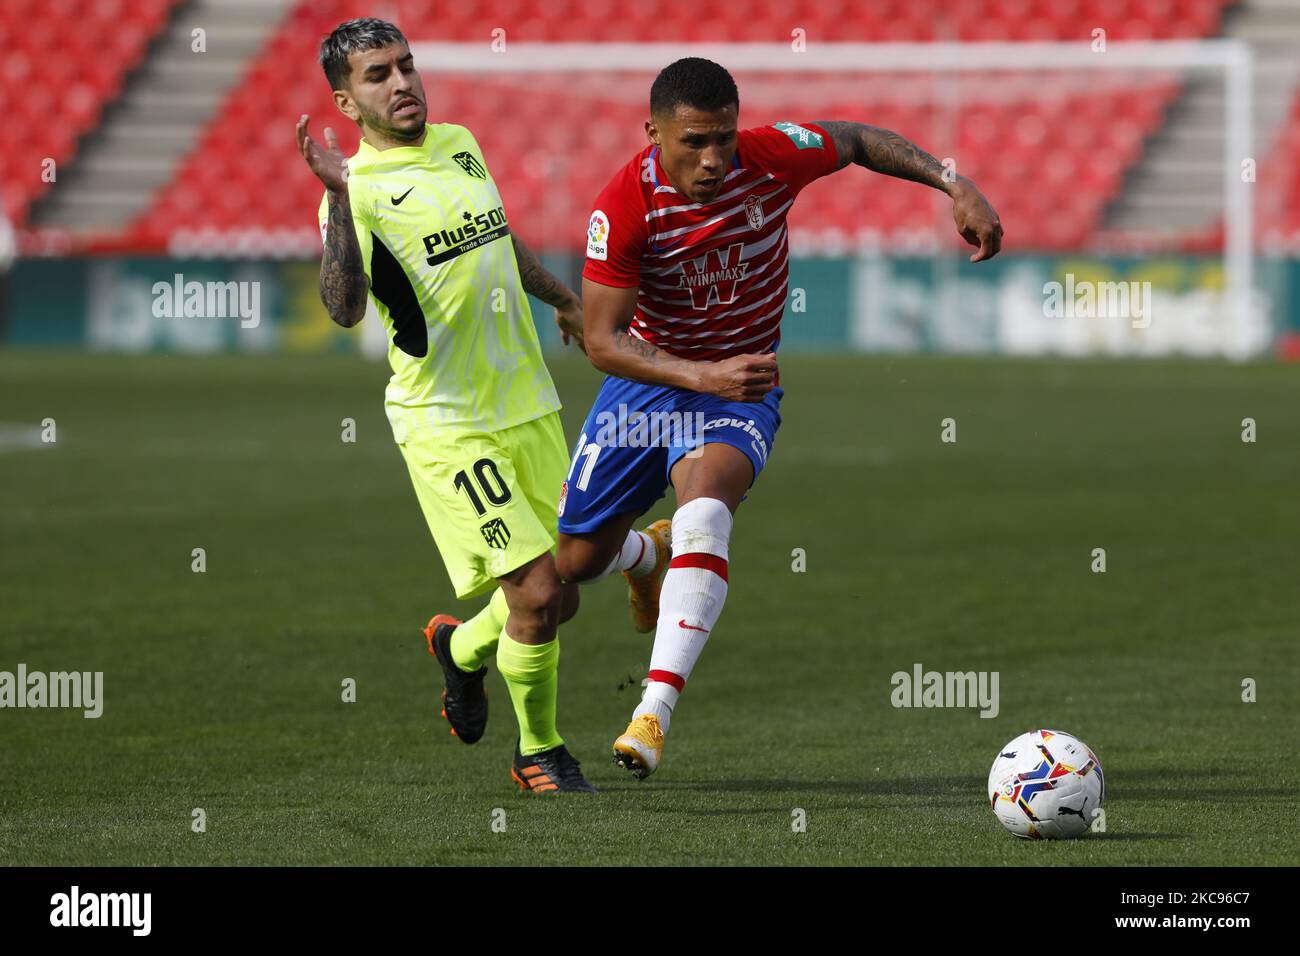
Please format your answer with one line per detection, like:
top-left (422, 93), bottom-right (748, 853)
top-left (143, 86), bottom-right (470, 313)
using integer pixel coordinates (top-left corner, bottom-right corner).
top-left (96, 0), bottom-right (1245, 252)
top-left (0, 0), bottom-right (179, 227)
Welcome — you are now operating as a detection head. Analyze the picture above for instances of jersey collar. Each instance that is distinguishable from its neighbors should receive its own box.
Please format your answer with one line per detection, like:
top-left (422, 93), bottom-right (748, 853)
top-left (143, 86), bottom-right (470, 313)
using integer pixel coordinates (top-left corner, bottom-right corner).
top-left (648, 146), bottom-right (667, 190)
top-left (355, 124), bottom-right (435, 164)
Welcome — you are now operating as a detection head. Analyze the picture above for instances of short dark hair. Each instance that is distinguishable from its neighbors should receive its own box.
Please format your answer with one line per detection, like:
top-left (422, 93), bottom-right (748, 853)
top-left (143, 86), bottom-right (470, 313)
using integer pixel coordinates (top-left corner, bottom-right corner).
top-left (319, 17), bottom-right (408, 89)
top-left (649, 57), bottom-right (738, 119)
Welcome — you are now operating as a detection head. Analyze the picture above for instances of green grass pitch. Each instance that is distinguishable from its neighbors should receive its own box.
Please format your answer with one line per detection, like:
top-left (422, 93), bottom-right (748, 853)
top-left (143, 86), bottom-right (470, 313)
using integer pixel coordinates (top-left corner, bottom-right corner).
top-left (1, 351), bottom-right (1296, 865)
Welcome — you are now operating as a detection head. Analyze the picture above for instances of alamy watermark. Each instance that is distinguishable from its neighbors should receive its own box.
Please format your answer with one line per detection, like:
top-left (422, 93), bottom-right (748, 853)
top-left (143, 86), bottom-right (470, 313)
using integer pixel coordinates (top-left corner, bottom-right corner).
top-left (890, 663), bottom-right (999, 718)
top-left (1043, 274), bottom-right (1152, 329)
top-left (587, 403), bottom-right (709, 450)
top-left (151, 273), bottom-right (260, 328)
top-left (0, 664), bottom-right (103, 718)
top-left (50, 886), bottom-right (150, 936)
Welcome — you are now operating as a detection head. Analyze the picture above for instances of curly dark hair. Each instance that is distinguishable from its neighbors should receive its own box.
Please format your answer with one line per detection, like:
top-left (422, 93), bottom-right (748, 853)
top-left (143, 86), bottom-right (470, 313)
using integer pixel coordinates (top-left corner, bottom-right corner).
top-left (649, 57), bottom-right (739, 118)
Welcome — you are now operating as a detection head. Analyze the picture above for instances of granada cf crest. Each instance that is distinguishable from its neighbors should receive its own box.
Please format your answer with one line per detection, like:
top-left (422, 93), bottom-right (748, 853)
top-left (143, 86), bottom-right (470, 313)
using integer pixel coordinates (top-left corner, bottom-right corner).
top-left (744, 194), bottom-right (764, 231)
top-left (480, 517), bottom-right (510, 549)
top-left (453, 151), bottom-right (487, 179)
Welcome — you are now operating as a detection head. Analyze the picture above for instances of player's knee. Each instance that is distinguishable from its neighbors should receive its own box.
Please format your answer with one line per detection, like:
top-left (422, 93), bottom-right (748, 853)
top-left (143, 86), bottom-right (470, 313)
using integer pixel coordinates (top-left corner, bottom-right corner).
top-left (512, 575), bottom-right (565, 632)
top-left (555, 541), bottom-right (605, 583)
top-left (673, 496), bottom-right (734, 557)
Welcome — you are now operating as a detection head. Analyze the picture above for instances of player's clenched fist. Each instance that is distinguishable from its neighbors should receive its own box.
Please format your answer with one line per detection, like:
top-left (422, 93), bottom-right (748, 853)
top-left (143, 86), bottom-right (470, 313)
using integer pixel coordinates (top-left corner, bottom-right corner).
top-left (695, 352), bottom-right (778, 403)
top-left (296, 114), bottom-right (350, 194)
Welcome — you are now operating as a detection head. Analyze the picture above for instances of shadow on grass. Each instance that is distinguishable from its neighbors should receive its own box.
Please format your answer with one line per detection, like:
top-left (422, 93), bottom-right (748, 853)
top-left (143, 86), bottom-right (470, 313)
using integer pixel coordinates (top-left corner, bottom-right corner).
top-left (1086, 833), bottom-right (1189, 841)
top-left (596, 776), bottom-right (982, 796)
top-left (598, 765), bottom-right (1277, 807)
top-left (670, 804), bottom-right (876, 816)
top-left (1115, 787), bottom-right (1294, 801)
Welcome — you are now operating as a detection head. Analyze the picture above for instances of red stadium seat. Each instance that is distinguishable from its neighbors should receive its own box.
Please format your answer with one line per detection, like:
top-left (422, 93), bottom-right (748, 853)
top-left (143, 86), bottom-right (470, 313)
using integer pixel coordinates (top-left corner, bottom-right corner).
top-left (91, 0), bottom-right (1248, 252)
top-left (0, 0), bottom-right (181, 226)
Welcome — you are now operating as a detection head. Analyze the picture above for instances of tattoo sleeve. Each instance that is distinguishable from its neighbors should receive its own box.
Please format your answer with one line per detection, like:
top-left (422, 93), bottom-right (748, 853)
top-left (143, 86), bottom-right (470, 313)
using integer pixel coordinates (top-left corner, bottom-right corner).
top-left (611, 328), bottom-right (663, 365)
top-left (599, 322), bottom-right (713, 392)
top-left (511, 235), bottom-right (577, 307)
top-left (320, 189), bottom-right (369, 328)
top-left (816, 120), bottom-right (952, 191)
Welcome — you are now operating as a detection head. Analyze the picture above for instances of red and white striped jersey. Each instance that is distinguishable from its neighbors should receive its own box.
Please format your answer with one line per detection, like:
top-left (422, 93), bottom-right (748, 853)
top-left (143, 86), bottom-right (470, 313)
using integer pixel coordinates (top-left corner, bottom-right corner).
top-left (583, 121), bottom-right (839, 361)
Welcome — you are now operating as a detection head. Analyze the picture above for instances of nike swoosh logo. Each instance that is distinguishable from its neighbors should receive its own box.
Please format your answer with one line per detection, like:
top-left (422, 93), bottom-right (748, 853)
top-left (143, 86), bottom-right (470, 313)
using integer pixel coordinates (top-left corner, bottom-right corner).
top-left (678, 620), bottom-right (709, 633)
top-left (392, 187), bottom-right (414, 205)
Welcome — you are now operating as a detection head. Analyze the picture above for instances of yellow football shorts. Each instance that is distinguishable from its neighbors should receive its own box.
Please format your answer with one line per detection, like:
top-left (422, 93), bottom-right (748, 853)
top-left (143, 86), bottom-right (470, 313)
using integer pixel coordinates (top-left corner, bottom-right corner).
top-left (397, 411), bottom-right (568, 599)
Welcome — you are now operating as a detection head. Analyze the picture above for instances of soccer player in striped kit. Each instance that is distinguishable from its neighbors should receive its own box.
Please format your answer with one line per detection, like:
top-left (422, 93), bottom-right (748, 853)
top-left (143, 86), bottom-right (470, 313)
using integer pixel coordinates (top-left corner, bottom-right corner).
top-left (554, 58), bottom-right (1003, 779)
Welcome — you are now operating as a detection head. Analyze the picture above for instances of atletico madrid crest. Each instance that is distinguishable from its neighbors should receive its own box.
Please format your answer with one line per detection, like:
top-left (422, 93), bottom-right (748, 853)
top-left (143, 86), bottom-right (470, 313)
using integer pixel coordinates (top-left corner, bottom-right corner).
top-left (452, 150), bottom-right (487, 179)
top-left (480, 517), bottom-right (510, 549)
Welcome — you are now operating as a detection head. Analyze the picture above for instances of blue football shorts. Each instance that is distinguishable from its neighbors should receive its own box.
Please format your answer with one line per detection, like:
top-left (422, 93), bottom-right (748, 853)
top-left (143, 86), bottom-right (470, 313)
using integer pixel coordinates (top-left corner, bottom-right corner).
top-left (556, 375), bottom-right (784, 534)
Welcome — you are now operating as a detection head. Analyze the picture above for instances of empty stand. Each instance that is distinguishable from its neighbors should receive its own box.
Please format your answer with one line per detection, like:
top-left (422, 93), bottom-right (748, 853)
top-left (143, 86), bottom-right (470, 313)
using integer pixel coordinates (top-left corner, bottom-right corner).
top-left (0, 0), bottom-right (175, 225)
top-left (5, 0), bottom-right (1249, 253)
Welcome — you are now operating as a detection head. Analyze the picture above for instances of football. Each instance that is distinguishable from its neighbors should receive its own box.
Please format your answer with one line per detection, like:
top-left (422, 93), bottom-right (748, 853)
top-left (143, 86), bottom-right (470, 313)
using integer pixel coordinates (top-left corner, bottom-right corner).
top-left (988, 729), bottom-right (1105, 840)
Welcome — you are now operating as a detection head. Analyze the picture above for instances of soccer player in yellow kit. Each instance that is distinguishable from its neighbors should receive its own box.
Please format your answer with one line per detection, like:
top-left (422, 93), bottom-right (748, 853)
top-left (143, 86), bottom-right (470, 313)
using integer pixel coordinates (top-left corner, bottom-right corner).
top-left (296, 18), bottom-right (665, 792)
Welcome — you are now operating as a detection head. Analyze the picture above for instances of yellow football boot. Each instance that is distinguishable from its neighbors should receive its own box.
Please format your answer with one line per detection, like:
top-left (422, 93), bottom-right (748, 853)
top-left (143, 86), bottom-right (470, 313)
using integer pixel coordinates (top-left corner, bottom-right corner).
top-left (612, 714), bottom-right (665, 779)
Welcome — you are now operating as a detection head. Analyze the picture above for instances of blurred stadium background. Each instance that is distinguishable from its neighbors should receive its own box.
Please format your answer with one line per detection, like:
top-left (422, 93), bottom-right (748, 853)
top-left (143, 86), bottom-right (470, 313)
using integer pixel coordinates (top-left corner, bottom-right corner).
top-left (3, 0), bottom-right (1300, 358)
top-left (4, 1), bottom-right (1300, 867)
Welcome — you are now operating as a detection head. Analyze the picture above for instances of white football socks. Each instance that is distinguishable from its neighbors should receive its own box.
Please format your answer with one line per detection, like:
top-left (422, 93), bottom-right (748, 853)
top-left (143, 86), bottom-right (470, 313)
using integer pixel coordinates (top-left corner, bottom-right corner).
top-left (599, 528), bottom-right (657, 580)
top-left (636, 680), bottom-right (679, 732)
top-left (634, 497), bottom-right (733, 735)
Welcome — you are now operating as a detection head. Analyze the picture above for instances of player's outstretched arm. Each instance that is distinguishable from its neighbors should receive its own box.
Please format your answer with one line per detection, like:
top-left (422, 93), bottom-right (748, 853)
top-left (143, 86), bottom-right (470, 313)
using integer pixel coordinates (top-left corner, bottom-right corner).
top-left (583, 278), bottom-right (777, 403)
top-left (816, 120), bottom-right (1004, 262)
top-left (510, 234), bottom-right (584, 351)
top-left (297, 115), bottom-right (369, 327)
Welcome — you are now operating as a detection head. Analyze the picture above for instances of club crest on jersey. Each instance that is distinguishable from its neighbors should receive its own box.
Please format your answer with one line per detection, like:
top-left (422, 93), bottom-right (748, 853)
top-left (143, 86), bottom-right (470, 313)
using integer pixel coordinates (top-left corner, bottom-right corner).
top-left (744, 195), bottom-right (764, 231)
top-left (587, 210), bottom-right (610, 261)
top-left (452, 150), bottom-right (487, 179)
top-left (677, 242), bottom-right (748, 311)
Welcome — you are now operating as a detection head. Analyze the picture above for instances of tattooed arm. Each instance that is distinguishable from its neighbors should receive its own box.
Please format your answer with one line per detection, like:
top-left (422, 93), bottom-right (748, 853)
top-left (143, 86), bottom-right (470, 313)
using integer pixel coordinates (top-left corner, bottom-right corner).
top-left (511, 234), bottom-right (584, 349)
top-left (512, 234), bottom-right (577, 308)
top-left (816, 120), bottom-right (1004, 261)
top-left (297, 115), bottom-right (369, 327)
top-left (320, 189), bottom-right (369, 328)
top-left (582, 278), bottom-right (777, 402)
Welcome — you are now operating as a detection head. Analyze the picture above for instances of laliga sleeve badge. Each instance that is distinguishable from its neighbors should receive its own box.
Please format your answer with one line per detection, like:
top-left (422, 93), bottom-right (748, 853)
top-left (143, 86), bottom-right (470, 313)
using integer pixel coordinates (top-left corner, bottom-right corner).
top-left (586, 210), bottom-right (609, 260)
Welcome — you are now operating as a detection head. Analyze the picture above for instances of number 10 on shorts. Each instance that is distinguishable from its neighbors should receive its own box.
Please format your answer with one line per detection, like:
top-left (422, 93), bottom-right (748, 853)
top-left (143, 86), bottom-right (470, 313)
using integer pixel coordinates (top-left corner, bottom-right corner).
top-left (453, 457), bottom-right (512, 516)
